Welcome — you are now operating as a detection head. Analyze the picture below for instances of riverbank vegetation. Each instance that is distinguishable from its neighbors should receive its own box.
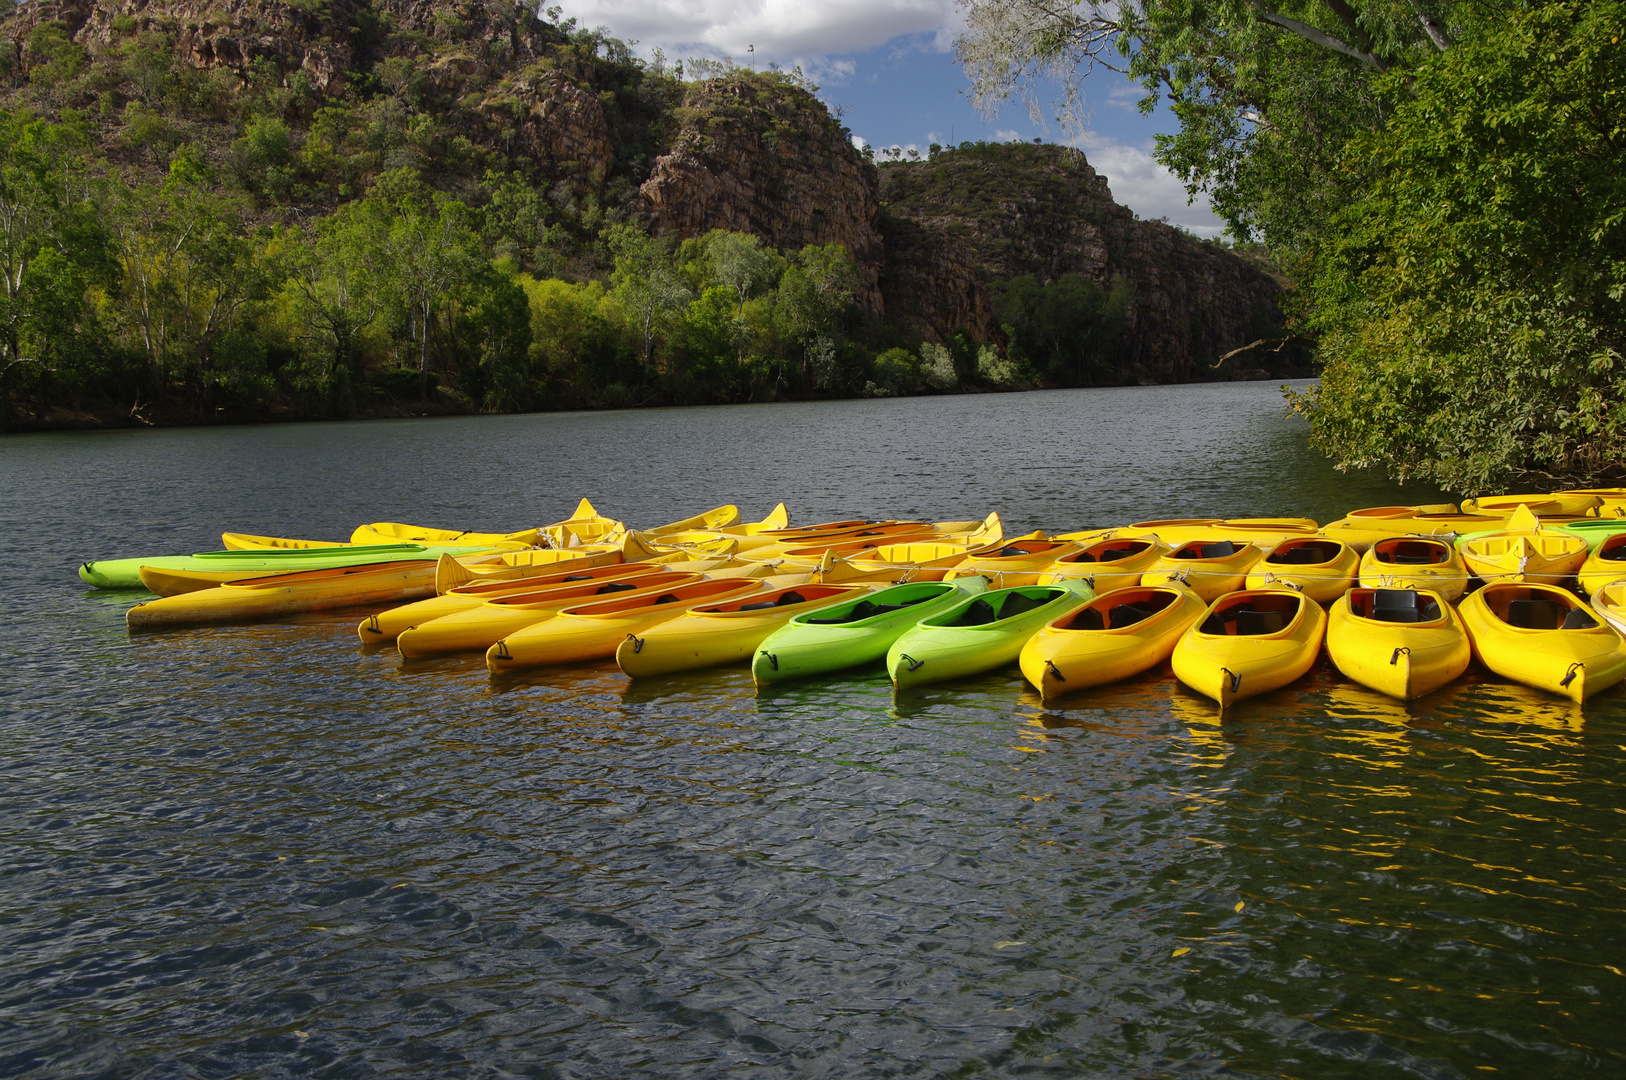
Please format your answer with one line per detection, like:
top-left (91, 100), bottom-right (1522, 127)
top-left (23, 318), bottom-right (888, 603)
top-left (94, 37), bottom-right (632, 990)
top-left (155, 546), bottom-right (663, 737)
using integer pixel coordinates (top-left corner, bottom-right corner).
top-left (0, 3), bottom-right (1152, 433)
top-left (958, 0), bottom-right (1625, 490)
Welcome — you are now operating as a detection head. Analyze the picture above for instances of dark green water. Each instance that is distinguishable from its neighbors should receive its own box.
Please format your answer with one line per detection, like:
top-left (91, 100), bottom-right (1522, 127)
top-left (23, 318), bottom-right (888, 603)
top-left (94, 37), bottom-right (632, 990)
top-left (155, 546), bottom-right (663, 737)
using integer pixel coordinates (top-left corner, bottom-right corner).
top-left (2, 382), bottom-right (1623, 1079)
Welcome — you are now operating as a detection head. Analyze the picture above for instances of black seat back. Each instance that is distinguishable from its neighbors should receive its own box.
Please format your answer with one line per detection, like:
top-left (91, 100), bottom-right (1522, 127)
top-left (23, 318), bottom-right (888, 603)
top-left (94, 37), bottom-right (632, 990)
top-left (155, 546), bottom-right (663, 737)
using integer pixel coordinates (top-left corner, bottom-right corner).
top-left (1372, 588), bottom-right (1421, 623)
top-left (1109, 603), bottom-right (1153, 627)
top-left (594, 581), bottom-right (638, 594)
top-left (1200, 541), bottom-right (1237, 559)
top-left (806, 599), bottom-right (878, 624)
top-left (1234, 609), bottom-right (1286, 635)
top-left (996, 591), bottom-right (1051, 619)
top-left (1506, 599), bottom-right (1561, 629)
top-left (952, 599), bottom-right (999, 627)
top-left (1076, 607), bottom-right (1106, 630)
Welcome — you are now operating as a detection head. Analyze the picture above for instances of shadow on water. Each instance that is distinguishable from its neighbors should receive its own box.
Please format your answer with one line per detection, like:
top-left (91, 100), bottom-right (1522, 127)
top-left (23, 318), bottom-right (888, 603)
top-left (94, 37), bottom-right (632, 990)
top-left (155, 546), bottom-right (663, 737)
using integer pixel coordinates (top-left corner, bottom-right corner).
top-left (2, 382), bottom-right (1622, 1079)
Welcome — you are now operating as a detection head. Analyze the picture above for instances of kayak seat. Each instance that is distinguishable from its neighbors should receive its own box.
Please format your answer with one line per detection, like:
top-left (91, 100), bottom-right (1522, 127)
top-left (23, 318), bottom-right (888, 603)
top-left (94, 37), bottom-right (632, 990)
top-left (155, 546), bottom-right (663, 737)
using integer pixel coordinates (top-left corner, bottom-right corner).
top-left (996, 591), bottom-right (1051, 619)
top-left (1100, 547), bottom-right (1140, 562)
top-left (775, 591), bottom-right (806, 607)
top-left (564, 573), bottom-right (594, 581)
top-left (1076, 608), bottom-right (1106, 630)
top-left (1200, 613), bottom-right (1227, 635)
top-left (1201, 541), bottom-right (1238, 559)
top-left (739, 599), bottom-right (779, 611)
top-left (1072, 552), bottom-right (1097, 563)
top-left (594, 581), bottom-right (638, 594)
top-left (1373, 588), bottom-right (1421, 623)
top-left (1562, 607), bottom-right (1599, 630)
top-left (1391, 553), bottom-right (1437, 564)
top-left (1272, 546), bottom-right (1323, 565)
top-left (653, 593), bottom-right (681, 605)
top-left (1602, 546), bottom-right (1626, 562)
top-left (807, 600), bottom-right (879, 624)
top-left (950, 599), bottom-right (999, 627)
top-left (1109, 603), bottom-right (1153, 628)
top-left (1233, 609), bottom-right (1285, 635)
top-left (1506, 599), bottom-right (1561, 630)
top-left (997, 545), bottom-right (1031, 557)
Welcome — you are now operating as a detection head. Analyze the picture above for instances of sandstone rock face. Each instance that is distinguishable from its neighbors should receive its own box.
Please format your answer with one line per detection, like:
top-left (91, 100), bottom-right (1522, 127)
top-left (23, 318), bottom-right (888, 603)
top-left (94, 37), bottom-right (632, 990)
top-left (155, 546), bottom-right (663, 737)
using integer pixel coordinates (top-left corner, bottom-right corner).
top-left (638, 78), bottom-right (884, 315)
top-left (879, 145), bottom-right (1285, 382)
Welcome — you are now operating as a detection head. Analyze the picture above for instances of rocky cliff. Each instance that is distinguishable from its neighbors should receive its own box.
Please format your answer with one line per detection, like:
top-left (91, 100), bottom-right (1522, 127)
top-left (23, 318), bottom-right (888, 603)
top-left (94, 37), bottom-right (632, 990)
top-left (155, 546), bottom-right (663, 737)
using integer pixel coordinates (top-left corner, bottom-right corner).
top-left (2, 0), bottom-right (1282, 381)
top-left (880, 144), bottom-right (1287, 382)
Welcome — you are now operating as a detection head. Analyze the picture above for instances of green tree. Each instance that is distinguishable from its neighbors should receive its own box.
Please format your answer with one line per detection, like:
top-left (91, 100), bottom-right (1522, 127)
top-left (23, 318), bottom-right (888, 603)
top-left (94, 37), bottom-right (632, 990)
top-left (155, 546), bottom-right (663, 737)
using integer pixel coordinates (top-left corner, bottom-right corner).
top-left (606, 224), bottom-right (691, 373)
top-left (994, 273), bottom-right (1132, 386)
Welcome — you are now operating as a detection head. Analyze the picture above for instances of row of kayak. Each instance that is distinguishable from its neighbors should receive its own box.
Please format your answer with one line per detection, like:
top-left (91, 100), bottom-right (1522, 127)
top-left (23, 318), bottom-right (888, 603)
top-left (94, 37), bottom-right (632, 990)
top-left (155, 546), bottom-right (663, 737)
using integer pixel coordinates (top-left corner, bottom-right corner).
top-left (79, 489), bottom-right (1626, 710)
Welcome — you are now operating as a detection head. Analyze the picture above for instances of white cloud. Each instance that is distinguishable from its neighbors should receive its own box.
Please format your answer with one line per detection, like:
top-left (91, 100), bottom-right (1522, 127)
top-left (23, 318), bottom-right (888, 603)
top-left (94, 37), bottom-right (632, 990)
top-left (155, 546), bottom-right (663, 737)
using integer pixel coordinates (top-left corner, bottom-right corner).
top-left (554, 0), bottom-right (960, 64)
top-left (994, 128), bottom-right (1022, 142)
top-left (1065, 135), bottom-right (1228, 239)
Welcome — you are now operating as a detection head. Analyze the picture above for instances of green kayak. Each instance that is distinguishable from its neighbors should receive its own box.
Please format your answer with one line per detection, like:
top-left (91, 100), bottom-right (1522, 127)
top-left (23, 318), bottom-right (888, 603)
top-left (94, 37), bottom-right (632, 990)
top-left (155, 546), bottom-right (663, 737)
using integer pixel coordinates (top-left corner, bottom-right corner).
top-left (751, 577), bottom-right (989, 685)
top-left (1555, 519), bottom-right (1626, 552)
top-left (887, 580), bottom-right (1094, 692)
top-left (79, 543), bottom-right (504, 589)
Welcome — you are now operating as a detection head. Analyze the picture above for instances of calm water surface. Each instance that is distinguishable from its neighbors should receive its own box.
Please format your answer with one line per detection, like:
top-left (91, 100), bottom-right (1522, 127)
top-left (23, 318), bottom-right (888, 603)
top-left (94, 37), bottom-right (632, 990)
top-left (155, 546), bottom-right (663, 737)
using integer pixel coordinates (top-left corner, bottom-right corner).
top-left (2, 383), bottom-right (1623, 1079)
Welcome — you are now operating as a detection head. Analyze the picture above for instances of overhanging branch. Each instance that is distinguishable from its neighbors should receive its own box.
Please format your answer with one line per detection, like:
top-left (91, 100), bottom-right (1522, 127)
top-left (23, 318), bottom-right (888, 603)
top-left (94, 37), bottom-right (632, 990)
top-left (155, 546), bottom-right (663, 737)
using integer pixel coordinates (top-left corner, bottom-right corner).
top-left (1257, 9), bottom-right (1387, 69)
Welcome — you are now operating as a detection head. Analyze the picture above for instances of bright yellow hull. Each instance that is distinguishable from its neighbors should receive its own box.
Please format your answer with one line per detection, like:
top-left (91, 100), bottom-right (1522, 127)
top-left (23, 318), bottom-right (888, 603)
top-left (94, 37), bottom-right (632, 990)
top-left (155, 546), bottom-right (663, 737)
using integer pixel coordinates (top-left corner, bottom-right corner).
top-left (1171, 590), bottom-right (1328, 708)
top-left (434, 548), bottom-right (624, 593)
top-left (396, 571), bottom-right (702, 658)
top-left (1114, 518), bottom-right (1318, 547)
top-left (1320, 512), bottom-right (1509, 552)
top-left (615, 584), bottom-right (876, 678)
top-left (486, 579), bottom-right (764, 672)
top-left (1019, 584), bottom-right (1206, 698)
top-left (1356, 537), bottom-right (1471, 602)
top-left (360, 562), bottom-right (667, 645)
top-left (138, 565), bottom-right (304, 596)
top-left (1460, 533), bottom-right (1588, 586)
top-left (1035, 537), bottom-right (1169, 590)
top-left (220, 533), bottom-right (348, 551)
top-left (350, 522), bottom-right (542, 547)
top-left (1460, 582), bottom-right (1626, 703)
top-left (944, 535), bottom-right (1081, 588)
top-left (1141, 541), bottom-right (1265, 602)
top-left (1574, 536), bottom-right (1626, 596)
top-left (1244, 539), bottom-right (1358, 604)
top-left (1460, 493), bottom-right (1602, 517)
top-left (127, 561), bottom-right (438, 628)
top-left (1325, 589), bottom-right (1470, 700)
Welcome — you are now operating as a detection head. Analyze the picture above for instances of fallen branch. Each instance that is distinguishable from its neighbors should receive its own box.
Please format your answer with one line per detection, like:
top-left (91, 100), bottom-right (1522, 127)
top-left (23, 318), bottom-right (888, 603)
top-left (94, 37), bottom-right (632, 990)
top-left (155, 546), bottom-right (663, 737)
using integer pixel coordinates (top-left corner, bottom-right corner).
top-left (1212, 335), bottom-right (1316, 368)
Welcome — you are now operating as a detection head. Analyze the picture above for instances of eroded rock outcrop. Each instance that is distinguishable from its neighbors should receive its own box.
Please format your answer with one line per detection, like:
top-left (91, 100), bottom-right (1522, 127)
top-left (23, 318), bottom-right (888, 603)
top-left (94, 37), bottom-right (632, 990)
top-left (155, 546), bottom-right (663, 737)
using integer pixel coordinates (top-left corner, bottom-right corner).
top-left (879, 145), bottom-right (1285, 381)
top-left (638, 77), bottom-right (884, 315)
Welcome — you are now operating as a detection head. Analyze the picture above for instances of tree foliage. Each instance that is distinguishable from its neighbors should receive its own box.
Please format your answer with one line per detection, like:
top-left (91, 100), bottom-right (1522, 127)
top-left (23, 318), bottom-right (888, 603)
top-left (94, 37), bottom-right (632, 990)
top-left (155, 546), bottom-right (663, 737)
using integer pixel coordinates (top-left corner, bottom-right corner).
top-left (958, 0), bottom-right (1626, 488)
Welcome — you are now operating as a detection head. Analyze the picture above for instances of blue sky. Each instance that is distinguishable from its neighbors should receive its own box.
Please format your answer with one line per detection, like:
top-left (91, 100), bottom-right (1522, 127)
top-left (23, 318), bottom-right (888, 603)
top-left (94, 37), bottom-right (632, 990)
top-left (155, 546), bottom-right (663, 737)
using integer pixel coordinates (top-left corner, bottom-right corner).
top-left (557, 0), bottom-right (1227, 237)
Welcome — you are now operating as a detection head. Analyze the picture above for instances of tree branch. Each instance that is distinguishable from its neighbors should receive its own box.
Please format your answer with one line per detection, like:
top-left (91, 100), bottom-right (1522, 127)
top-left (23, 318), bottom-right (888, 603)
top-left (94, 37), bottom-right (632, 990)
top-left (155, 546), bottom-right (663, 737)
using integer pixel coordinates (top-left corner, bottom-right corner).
top-left (1408, 1), bottom-right (1452, 50)
top-left (1257, 9), bottom-right (1387, 70)
top-left (1212, 335), bottom-right (1315, 367)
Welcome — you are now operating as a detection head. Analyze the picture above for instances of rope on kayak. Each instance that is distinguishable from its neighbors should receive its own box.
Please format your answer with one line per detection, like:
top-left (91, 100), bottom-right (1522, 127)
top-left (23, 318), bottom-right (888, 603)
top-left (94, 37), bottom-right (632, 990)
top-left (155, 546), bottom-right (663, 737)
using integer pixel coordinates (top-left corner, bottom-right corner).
top-left (900, 653), bottom-right (925, 672)
top-left (1257, 572), bottom-right (1304, 592)
top-left (1390, 646), bottom-right (1410, 666)
top-left (764, 653), bottom-right (778, 671)
top-left (627, 634), bottom-right (644, 654)
top-left (1222, 667), bottom-right (1242, 693)
top-left (1045, 660), bottom-right (1065, 682)
top-left (491, 640), bottom-right (511, 660)
top-left (363, 615), bottom-right (382, 635)
top-left (1561, 662), bottom-right (1583, 689)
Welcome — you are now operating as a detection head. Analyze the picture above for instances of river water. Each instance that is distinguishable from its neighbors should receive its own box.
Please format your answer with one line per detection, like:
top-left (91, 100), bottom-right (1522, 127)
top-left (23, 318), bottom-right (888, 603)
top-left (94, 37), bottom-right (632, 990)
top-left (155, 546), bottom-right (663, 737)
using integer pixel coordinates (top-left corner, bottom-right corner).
top-left (2, 382), bottom-right (1623, 1079)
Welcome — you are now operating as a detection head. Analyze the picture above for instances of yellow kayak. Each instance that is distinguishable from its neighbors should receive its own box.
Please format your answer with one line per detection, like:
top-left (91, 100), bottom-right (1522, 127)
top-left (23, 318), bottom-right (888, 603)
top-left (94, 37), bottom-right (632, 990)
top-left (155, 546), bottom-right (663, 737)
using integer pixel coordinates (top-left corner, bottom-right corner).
top-left (1458, 505), bottom-right (1588, 586)
top-left (1019, 583), bottom-right (1207, 699)
top-left (1356, 536), bottom-right (1472, 602)
top-left (832, 539), bottom-right (998, 582)
top-left (486, 577), bottom-right (770, 672)
top-left (127, 560), bottom-right (438, 628)
top-left (1460, 493), bottom-right (1602, 517)
top-left (1460, 582), bottom-right (1626, 703)
top-left (220, 533), bottom-right (348, 551)
top-left (615, 583), bottom-right (878, 678)
top-left (1588, 578), bottom-right (1626, 637)
top-left (1244, 538), bottom-right (1358, 605)
top-left (1574, 533), bottom-right (1626, 596)
top-left (1320, 510), bottom-right (1512, 552)
top-left (1114, 518), bottom-right (1319, 548)
top-left (1140, 539), bottom-right (1265, 602)
top-left (138, 565), bottom-right (307, 596)
top-left (1326, 588), bottom-right (1470, 700)
top-left (944, 534), bottom-right (1082, 587)
top-left (537, 497), bottom-right (625, 548)
top-left (1553, 488), bottom-right (1626, 518)
top-left (396, 570), bottom-right (704, 658)
top-left (1036, 536), bottom-right (1169, 590)
top-left (359, 561), bottom-right (666, 644)
top-left (1171, 589), bottom-right (1328, 708)
top-left (350, 521), bottom-right (542, 547)
top-left (434, 547), bottom-right (625, 593)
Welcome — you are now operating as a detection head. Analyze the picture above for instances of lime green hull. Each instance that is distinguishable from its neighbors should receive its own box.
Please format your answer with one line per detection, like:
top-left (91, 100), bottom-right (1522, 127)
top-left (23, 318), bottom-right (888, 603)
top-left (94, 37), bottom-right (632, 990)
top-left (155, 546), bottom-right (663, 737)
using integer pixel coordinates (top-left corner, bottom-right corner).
top-left (887, 581), bottom-right (1094, 691)
top-left (79, 543), bottom-right (500, 589)
top-left (751, 578), bottom-right (989, 685)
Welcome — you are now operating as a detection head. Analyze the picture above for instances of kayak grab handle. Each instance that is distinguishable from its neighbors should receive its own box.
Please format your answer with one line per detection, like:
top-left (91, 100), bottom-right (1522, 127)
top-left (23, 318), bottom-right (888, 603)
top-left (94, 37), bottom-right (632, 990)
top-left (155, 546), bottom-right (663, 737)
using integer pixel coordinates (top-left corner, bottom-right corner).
top-left (1390, 646), bottom-right (1410, 666)
top-left (764, 652), bottom-right (778, 671)
top-left (1222, 667), bottom-right (1242, 692)
top-left (1045, 660), bottom-right (1065, 682)
top-left (363, 616), bottom-right (381, 635)
top-left (901, 653), bottom-right (925, 672)
top-left (491, 640), bottom-right (511, 660)
top-left (1561, 661), bottom-right (1583, 688)
top-left (628, 634), bottom-right (644, 654)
